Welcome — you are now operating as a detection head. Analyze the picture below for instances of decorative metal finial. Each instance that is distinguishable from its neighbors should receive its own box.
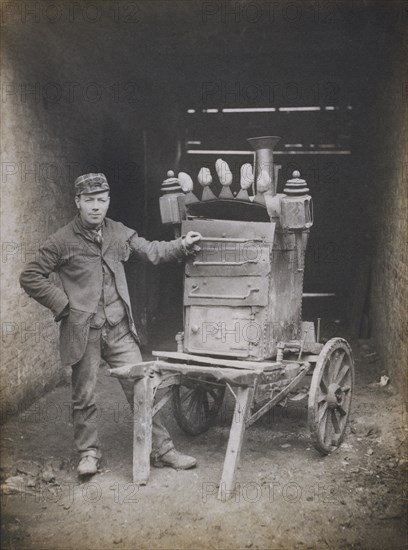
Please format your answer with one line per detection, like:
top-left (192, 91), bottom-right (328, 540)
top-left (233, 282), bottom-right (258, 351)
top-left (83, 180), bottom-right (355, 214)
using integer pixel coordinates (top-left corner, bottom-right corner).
top-left (161, 171), bottom-right (182, 195)
top-left (283, 170), bottom-right (309, 196)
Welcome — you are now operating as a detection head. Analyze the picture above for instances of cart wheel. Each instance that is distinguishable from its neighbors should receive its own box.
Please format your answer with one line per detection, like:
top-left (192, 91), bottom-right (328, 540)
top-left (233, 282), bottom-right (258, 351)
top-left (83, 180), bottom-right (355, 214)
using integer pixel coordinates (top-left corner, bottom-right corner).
top-left (172, 379), bottom-right (226, 435)
top-left (308, 337), bottom-right (354, 454)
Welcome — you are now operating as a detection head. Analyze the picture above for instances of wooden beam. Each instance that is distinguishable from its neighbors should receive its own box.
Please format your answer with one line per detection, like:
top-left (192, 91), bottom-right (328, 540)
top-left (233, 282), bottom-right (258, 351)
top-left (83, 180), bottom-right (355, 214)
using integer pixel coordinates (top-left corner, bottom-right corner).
top-left (108, 362), bottom-right (155, 379)
top-left (153, 351), bottom-right (281, 371)
top-left (218, 386), bottom-right (254, 501)
top-left (155, 360), bottom-right (258, 387)
top-left (132, 376), bottom-right (153, 485)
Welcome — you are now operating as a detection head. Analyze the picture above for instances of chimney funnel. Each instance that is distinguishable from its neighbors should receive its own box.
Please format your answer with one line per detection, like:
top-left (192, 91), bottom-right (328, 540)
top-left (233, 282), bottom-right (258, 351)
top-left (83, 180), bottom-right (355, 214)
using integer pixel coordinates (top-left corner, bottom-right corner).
top-left (247, 136), bottom-right (281, 196)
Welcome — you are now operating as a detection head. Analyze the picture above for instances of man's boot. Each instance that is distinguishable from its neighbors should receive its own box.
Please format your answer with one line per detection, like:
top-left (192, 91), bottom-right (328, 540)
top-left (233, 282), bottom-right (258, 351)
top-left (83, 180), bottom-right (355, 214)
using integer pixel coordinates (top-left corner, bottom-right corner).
top-left (152, 449), bottom-right (197, 470)
top-left (77, 455), bottom-right (100, 476)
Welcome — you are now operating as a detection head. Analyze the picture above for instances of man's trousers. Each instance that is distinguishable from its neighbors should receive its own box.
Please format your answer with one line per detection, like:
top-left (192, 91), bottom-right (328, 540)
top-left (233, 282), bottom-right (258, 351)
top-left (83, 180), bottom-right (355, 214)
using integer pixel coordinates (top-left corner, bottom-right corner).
top-left (70, 317), bottom-right (174, 460)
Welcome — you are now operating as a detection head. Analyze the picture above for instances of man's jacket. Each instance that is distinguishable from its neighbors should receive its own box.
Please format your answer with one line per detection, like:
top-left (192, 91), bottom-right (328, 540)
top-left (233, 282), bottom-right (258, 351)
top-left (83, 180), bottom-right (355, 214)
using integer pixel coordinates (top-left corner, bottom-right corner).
top-left (20, 216), bottom-right (186, 366)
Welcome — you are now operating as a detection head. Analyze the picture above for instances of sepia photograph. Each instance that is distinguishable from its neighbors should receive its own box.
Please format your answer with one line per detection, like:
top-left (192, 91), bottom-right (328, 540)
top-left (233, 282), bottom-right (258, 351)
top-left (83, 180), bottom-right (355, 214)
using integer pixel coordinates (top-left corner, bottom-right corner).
top-left (1, 1), bottom-right (407, 548)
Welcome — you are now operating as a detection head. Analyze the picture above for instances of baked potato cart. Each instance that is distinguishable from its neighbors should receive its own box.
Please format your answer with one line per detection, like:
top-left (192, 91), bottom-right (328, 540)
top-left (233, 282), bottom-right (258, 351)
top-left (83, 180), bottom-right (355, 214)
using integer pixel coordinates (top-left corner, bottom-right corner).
top-left (110, 137), bottom-right (354, 500)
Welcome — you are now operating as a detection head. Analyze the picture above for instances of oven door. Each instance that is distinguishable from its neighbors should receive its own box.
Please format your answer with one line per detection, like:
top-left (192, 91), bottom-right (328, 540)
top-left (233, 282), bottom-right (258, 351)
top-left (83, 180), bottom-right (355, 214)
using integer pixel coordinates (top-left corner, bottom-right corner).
top-left (184, 305), bottom-right (260, 358)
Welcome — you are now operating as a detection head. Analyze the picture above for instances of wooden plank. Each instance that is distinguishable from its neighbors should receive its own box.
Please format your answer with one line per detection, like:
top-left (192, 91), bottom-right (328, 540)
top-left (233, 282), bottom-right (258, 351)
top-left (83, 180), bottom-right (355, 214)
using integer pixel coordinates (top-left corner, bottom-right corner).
top-left (155, 360), bottom-right (258, 387)
top-left (154, 374), bottom-right (181, 389)
top-left (294, 354), bottom-right (319, 362)
top-left (132, 376), bottom-right (153, 485)
top-left (153, 351), bottom-right (281, 371)
top-left (301, 343), bottom-right (324, 354)
top-left (108, 362), bottom-right (155, 379)
top-left (218, 386), bottom-right (254, 501)
top-left (302, 321), bottom-right (316, 343)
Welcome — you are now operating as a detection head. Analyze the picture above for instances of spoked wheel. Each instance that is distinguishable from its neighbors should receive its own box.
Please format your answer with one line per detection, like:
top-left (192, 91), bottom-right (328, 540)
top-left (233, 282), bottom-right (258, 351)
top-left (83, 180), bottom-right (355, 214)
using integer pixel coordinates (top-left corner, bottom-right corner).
top-left (308, 338), bottom-right (354, 454)
top-left (172, 378), bottom-right (226, 435)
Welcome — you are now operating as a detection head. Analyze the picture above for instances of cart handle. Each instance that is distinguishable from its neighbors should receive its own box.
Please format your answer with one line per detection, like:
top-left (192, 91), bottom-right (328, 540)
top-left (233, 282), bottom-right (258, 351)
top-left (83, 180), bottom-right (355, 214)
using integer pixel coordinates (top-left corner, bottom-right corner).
top-left (193, 260), bottom-right (258, 266)
top-left (199, 237), bottom-right (264, 243)
top-left (188, 286), bottom-right (260, 300)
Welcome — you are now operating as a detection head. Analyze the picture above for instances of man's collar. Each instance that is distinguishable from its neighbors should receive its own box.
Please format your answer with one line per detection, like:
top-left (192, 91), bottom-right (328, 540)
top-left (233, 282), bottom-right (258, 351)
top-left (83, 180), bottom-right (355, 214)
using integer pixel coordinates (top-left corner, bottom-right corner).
top-left (74, 214), bottom-right (105, 234)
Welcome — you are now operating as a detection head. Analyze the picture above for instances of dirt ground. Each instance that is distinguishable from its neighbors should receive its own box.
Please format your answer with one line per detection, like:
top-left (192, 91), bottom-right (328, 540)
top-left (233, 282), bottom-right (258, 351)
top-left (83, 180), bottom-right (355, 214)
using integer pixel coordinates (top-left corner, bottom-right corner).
top-left (1, 330), bottom-right (407, 550)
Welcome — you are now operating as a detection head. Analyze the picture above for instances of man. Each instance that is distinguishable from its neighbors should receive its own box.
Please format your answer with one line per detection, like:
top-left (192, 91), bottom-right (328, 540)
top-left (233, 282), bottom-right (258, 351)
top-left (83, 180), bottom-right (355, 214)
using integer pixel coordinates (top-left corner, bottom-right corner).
top-left (20, 173), bottom-right (201, 477)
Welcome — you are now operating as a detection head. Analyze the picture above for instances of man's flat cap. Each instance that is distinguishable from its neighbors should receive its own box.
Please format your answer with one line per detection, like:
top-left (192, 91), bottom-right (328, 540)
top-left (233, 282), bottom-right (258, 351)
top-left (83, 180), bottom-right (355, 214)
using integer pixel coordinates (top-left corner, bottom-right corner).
top-left (75, 173), bottom-right (110, 195)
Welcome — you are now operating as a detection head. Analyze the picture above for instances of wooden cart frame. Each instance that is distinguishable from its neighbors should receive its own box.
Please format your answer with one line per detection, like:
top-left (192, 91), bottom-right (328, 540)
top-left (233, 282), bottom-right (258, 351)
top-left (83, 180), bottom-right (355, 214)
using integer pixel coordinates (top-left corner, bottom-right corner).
top-left (110, 336), bottom-right (354, 501)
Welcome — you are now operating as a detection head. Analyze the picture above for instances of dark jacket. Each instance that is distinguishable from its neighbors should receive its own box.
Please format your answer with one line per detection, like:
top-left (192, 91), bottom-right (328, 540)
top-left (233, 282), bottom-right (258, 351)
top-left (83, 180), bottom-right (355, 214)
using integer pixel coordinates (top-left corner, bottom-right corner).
top-left (20, 216), bottom-right (186, 366)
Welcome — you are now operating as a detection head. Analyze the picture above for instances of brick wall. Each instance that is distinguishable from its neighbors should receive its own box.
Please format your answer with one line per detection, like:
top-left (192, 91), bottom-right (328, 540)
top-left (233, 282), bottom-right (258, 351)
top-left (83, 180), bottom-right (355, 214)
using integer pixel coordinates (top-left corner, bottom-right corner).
top-left (1, 29), bottom-right (79, 419)
top-left (369, 30), bottom-right (408, 395)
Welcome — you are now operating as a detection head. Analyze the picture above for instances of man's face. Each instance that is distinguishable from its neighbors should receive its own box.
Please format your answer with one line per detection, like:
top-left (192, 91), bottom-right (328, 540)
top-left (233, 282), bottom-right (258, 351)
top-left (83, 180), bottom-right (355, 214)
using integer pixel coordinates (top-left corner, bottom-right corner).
top-left (75, 191), bottom-right (110, 227)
